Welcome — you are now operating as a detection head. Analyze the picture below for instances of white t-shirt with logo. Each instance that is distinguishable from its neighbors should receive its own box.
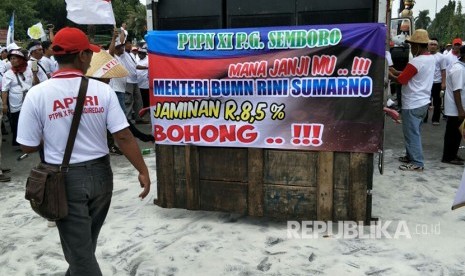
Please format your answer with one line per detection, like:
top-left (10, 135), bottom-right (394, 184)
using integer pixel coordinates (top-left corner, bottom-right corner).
top-left (17, 77), bottom-right (129, 164)
top-left (1, 66), bottom-right (35, 113)
top-left (401, 54), bottom-right (435, 110)
top-left (444, 61), bottom-right (465, 116)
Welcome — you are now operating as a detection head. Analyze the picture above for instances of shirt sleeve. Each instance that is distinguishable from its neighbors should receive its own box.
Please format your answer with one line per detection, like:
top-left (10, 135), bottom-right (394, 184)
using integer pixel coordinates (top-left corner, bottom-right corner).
top-left (17, 89), bottom-right (42, 146)
top-left (1, 72), bottom-right (12, 92)
top-left (105, 86), bottom-right (129, 134)
top-left (397, 63), bottom-right (418, 85)
top-left (450, 66), bottom-right (464, 92)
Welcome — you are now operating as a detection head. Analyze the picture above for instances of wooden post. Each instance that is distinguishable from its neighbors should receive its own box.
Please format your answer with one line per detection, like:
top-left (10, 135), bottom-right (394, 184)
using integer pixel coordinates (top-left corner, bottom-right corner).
top-left (248, 148), bottom-right (264, 216)
top-left (155, 145), bottom-right (176, 208)
top-left (349, 153), bottom-right (368, 222)
top-left (317, 152), bottom-right (334, 221)
top-left (185, 145), bottom-right (200, 210)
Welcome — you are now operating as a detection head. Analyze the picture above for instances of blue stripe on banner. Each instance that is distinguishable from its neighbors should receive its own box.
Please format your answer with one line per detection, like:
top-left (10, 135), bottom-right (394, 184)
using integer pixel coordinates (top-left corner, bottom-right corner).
top-left (145, 23), bottom-right (386, 59)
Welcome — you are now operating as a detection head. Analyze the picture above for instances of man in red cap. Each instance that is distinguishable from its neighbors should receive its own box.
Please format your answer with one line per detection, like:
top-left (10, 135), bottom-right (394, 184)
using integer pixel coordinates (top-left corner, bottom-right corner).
top-left (444, 38), bottom-right (462, 71)
top-left (16, 27), bottom-right (151, 276)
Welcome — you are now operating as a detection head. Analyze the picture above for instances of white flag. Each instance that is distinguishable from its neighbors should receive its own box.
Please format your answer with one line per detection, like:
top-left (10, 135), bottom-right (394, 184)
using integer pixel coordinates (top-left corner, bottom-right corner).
top-left (65, 0), bottom-right (116, 25)
top-left (6, 12), bottom-right (14, 47)
top-left (27, 22), bottom-right (46, 40)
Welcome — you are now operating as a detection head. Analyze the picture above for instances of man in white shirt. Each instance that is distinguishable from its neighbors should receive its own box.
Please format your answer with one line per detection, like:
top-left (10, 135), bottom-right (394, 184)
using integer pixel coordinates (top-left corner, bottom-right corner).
top-left (26, 40), bottom-right (48, 82)
top-left (444, 38), bottom-right (461, 71)
top-left (40, 41), bottom-right (58, 77)
top-left (109, 38), bottom-right (144, 123)
top-left (426, 38), bottom-right (446, 124)
top-left (395, 29), bottom-right (435, 171)
top-left (17, 27), bottom-right (150, 275)
top-left (442, 45), bottom-right (465, 165)
top-left (136, 47), bottom-right (149, 108)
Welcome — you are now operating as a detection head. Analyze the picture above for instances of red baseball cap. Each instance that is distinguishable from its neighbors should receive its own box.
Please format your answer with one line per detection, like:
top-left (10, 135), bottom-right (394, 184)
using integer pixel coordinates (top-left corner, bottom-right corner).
top-left (453, 38), bottom-right (463, 46)
top-left (52, 27), bottom-right (100, 55)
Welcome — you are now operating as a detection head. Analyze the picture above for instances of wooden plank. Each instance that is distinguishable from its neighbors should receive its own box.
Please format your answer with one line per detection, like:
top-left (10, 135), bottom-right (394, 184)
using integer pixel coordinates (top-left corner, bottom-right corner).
top-left (263, 184), bottom-right (317, 219)
top-left (333, 152), bottom-right (350, 220)
top-left (199, 180), bottom-right (248, 214)
top-left (349, 152), bottom-right (368, 222)
top-left (264, 150), bottom-right (318, 186)
top-left (155, 145), bottom-right (176, 208)
top-left (185, 145), bottom-right (200, 210)
top-left (199, 147), bottom-right (248, 182)
top-left (173, 146), bottom-right (186, 208)
top-left (248, 148), bottom-right (263, 216)
top-left (317, 151), bottom-right (334, 221)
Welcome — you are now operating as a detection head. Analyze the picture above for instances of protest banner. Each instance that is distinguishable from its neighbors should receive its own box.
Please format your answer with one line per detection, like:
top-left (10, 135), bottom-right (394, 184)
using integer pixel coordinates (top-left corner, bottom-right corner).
top-left (146, 23), bottom-right (386, 153)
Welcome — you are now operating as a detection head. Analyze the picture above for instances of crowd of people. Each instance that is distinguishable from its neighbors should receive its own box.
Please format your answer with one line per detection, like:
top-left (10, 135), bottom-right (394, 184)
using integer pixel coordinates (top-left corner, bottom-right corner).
top-left (0, 24), bottom-right (154, 180)
top-left (387, 29), bottom-right (465, 172)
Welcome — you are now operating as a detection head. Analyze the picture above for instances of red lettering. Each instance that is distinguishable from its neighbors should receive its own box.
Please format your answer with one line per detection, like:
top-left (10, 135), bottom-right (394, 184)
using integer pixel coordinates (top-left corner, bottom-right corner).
top-left (154, 124), bottom-right (258, 144)
top-left (53, 100), bottom-right (65, 112)
top-left (63, 98), bottom-right (74, 108)
top-left (84, 96), bottom-right (94, 106)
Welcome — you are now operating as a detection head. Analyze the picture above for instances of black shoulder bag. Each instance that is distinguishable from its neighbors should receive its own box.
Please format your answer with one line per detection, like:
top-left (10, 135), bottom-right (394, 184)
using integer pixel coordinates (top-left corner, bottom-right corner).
top-left (25, 77), bottom-right (89, 220)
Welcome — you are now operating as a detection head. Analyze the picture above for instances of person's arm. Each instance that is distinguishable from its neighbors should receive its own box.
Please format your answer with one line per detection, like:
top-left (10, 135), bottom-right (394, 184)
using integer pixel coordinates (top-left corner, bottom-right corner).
top-left (441, 69), bottom-right (446, 90)
top-left (395, 63), bottom-right (418, 85)
top-left (1, 91), bottom-right (8, 115)
top-left (108, 28), bottom-right (119, 57)
top-left (112, 128), bottom-right (151, 198)
top-left (453, 89), bottom-right (465, 120)
top-left (48, 26), bottom-right (55, 42)
top-left (20, 145), bottom-right (39, 153)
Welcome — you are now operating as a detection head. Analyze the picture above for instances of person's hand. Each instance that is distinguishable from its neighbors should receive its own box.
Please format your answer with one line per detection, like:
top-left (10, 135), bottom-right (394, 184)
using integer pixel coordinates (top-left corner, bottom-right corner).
top-left (113, 29), bottom-right (119, 39)
top-left (459, 110), bottom-right (465, 121)
top-left (441, 83), bottom-right (446, 91)
top-left (138, 173), bottom-right (151, 199)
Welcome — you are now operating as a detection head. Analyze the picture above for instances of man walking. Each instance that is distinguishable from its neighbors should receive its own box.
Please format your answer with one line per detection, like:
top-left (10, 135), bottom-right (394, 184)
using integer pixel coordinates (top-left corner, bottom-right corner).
top-left (396, 29), bottom-right (435, 171)
top-left (16, 27), bottom-right (151, 275)
top-left (442, 45), bottom-right (465, 165)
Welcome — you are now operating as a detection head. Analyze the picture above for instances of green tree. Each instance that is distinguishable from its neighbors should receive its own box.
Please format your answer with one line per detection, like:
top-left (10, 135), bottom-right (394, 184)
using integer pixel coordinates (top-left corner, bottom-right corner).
top-left (0, 0), bottom-right (40, 43)
top-left (126, 4), bottom-right (147, 41)
top-left (414, 10), bottom-right (431, 29)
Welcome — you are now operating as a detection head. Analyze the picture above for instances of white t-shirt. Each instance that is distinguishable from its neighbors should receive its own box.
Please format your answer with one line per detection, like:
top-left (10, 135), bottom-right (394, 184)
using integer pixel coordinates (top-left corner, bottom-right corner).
top-left (1, 66), bottom-right (35, 113)
top-left (40, 56), bottom-right (58, 75)
top-left (432, 52), bottom-right (446, 83)
top-left (28, 57), bottom-right (49, 83)
top-left (444, 51), bottom-right (459, 71)
top-left (117, 52), bottom-right (137, 84)
top-left (401, 54), bottom-right (435, 110)
top-left (444, 61), bottom-right (465, 116)
top-left (137, 56), bottom-right (149, 89)
top-left (17, 76), bottom-right (129, 164)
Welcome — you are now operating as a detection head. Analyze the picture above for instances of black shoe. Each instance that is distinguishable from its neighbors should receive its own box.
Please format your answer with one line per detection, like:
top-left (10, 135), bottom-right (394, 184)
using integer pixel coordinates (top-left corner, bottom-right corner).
top-left (441, 159), bottom-right (464, 165)
top-left (109, 146), bottom-right (123, 155)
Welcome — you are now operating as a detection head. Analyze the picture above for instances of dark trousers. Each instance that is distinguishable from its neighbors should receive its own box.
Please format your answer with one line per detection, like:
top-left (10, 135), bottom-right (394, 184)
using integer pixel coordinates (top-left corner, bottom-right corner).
top-left (56, 156), bottom-right (113, 276)
top-left (9, 111), bottom-right (20, 146)
top-left (431, 82), bottom-right (442, 122)
top-left (140, 88), bottom-right (150, 108)
top-left (442, 116), bottom-right (463, 161)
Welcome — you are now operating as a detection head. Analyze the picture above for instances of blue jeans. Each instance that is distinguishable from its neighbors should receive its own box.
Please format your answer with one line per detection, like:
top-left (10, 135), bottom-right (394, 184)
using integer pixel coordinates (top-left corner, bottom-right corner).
top-left (401, 104), bottom-right (429, 167)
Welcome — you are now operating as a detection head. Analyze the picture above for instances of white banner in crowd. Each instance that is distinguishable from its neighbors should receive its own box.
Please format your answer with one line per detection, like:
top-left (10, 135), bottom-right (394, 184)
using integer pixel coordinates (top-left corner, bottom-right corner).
top-left (65, 0), bottom-right (116, 25)
top-left (27, 22), bottom-right (46, 40)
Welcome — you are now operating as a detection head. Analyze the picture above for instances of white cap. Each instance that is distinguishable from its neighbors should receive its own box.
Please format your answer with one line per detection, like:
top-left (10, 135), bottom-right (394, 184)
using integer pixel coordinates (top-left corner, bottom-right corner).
top-left (6, 43), bottom-right (20, 52)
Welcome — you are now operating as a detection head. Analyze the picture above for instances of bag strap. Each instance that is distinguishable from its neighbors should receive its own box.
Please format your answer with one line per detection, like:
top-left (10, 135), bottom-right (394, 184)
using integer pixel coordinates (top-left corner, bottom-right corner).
top-left (60, 77), bottom-right (89, 171)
